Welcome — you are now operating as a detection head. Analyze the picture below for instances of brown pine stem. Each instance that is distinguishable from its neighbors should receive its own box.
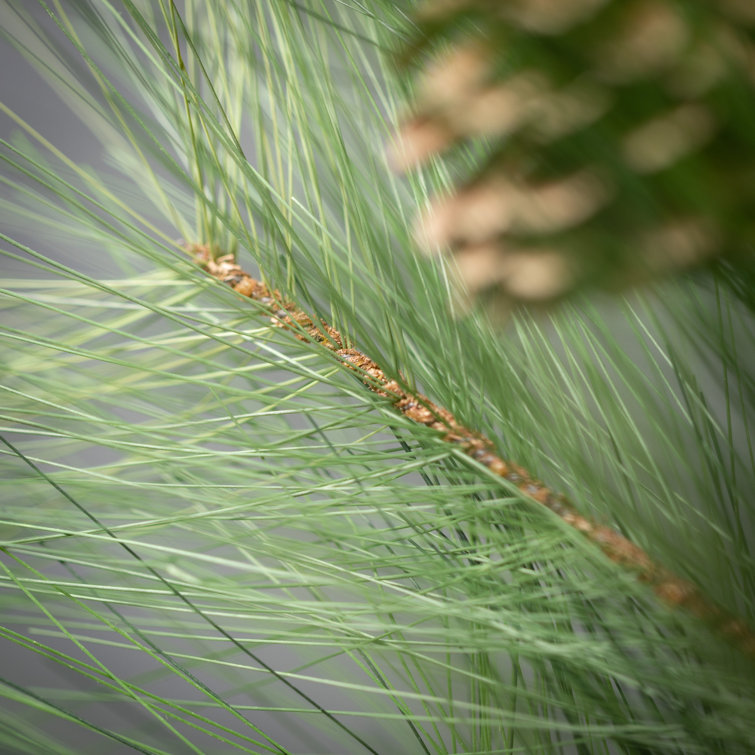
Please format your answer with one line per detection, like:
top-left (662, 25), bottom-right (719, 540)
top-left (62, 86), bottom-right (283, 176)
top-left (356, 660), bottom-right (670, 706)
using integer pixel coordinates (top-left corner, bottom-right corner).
top-left (191, 243), bottom-right (755, 659)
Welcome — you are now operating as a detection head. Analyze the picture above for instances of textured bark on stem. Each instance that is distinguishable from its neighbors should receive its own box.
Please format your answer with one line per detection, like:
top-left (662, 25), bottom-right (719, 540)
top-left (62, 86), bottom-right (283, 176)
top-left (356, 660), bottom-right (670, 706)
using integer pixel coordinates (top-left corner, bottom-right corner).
top-left (192, 244), bottom-right (755, 659)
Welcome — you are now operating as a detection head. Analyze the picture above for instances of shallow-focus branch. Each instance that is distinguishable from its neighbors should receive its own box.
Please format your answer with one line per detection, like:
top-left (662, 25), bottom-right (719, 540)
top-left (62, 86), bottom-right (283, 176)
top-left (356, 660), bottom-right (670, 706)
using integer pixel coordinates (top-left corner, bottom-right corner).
top-left (191, 243), bottom-right (755, 660)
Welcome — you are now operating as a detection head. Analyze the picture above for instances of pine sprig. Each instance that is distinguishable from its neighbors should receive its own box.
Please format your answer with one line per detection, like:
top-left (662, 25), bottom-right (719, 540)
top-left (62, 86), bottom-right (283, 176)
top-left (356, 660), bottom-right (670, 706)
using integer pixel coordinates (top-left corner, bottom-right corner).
top-left (195, 243), bottom-right (755, 660)
top-left (1, 1), bottom-right (754, 752)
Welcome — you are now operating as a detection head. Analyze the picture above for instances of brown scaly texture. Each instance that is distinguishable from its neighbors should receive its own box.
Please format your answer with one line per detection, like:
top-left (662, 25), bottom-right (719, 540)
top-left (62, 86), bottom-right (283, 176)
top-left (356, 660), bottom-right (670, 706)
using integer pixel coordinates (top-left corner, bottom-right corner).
top-left (192, 244), bottom-right (755, 659)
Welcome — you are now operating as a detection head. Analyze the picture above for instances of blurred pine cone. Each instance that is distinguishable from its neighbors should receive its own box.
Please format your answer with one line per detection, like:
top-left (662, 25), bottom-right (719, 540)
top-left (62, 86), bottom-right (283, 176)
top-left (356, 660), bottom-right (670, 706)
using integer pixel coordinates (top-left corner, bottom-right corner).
top-left (391, 0), bottom-right (755, 310)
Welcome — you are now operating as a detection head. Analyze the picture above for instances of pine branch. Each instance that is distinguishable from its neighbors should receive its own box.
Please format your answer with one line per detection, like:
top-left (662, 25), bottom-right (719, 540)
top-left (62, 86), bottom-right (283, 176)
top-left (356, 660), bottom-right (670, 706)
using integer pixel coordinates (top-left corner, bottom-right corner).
top-left (193, 243), bottom-right (755, 660)
top-left (3, 2), bottom-right (753, 749)
top-left (392, 1), bottom-right (755, 312)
